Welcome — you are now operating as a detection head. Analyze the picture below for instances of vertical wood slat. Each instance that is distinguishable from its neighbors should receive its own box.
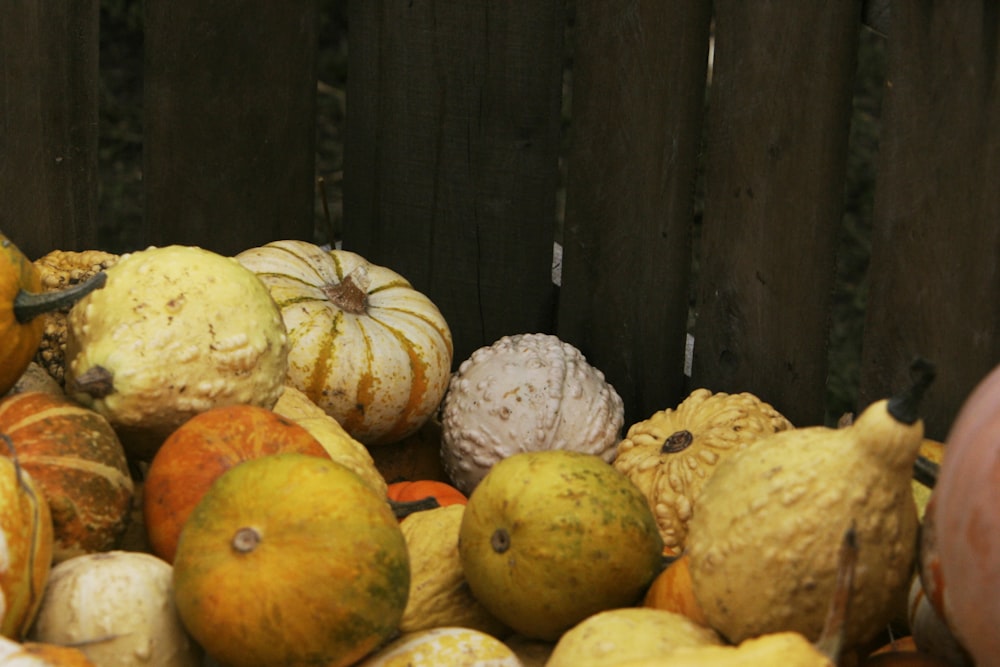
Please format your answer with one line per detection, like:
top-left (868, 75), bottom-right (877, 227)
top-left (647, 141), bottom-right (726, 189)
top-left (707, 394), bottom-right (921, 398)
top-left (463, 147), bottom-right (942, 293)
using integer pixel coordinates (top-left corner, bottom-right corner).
top-left (691, 1), bottom-right (861, 426)
top-left (557, 0), bottom-right (713, 426)
top-left (859, 3), bottom-right (1000, 440)
top-left (343, 1), bottom-right (565, 369)
top-left (0, 1), bottom-right (100, 259)
top-left (143, 0), bottom-right (319, 255)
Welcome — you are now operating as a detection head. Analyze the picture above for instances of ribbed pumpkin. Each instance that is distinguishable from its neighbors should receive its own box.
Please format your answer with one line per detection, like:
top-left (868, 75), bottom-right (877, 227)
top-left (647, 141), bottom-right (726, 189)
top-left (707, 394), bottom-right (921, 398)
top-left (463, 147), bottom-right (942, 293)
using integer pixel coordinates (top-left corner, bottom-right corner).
top-left (0, 441), bottom-right (53, 639)
top-left (235, 241), bottom-right (453, 446)
top-left (0, 392), bottom-right (133, 563)
top-left (612, 389), bottom-right (792, 553)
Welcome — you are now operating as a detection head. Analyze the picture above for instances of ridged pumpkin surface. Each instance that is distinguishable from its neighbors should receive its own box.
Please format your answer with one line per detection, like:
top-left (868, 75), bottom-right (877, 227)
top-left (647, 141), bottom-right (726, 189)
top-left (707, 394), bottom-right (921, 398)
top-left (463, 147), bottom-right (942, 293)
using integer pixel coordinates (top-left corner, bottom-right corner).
top-left (613, 389), bottom-right (792, 552)
top-left (235, 241), bottom-right (453, 446)
top-left (0, 452), bottom-right (53, 639)
top-left (0, 391), bottom-right (133, 563)
top-left (172, 453), bottom-right (410, 667)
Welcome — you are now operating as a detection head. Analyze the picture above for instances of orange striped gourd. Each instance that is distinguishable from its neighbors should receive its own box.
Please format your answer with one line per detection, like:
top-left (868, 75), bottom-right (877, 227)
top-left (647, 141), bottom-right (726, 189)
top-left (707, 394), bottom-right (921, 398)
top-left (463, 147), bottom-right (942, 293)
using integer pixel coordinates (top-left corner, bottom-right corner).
top-left (236, 241), bottom-right (453, 446)
top-left (0, 391), bottom-right (133, 563)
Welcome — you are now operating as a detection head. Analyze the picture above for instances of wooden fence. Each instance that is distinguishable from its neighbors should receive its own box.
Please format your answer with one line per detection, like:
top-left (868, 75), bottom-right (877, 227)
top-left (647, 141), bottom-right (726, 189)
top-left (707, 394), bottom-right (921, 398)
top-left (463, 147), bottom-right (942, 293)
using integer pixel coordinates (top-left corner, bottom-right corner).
top-left (3, 1), bottom-right (999, 441)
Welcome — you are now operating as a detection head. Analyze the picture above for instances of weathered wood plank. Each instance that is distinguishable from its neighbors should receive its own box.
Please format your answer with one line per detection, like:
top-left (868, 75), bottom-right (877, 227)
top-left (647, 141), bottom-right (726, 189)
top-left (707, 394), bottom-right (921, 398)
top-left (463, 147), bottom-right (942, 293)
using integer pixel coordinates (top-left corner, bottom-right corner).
top-left (343, 1), bottom-right (565, 368)
top-left (858, 2), bottom-right (1000, 440)
top-left (143, 0), bottom-right (318, 255)
top-left (557, 0), bottom-right (712, 425)
top-left (690, 1), bottom-right (861, 426)
top-left (0, 1), bottom-right (100, 259)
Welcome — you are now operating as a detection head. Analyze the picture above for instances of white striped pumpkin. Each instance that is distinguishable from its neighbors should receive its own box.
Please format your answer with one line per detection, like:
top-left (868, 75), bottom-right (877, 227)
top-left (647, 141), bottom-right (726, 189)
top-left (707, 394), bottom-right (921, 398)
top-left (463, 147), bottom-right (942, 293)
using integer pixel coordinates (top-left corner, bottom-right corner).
top-left (0, 391), bottom-right (134, 564)
top-left (236, 241), bottom-right (453, 445)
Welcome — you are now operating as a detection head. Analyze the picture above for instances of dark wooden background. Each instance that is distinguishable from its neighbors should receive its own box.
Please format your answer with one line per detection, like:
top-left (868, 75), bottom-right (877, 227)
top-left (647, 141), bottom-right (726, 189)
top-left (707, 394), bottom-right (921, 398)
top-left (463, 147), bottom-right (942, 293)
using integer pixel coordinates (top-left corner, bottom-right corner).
top-left (3, 0), bottom-right (998, 441)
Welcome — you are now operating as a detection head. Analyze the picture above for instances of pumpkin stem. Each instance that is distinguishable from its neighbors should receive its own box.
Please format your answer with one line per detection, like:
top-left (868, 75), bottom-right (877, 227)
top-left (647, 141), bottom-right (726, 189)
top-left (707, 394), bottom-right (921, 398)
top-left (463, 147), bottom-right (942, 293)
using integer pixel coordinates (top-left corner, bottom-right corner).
top-left (389, 496), bottom-right (441, 520)
top-left (661, 430), bottom-right (694, 454)
top-left (887, 357), bottom-right (936, 425)
top-left (325, 265), bottom-right (370, 314)
top-left (913, 454), bottom-right (939, 489)
top-left (491, 528), bottom-right (511, 554)
top-left (232, 526), bottom-right (262, 554)
top-left (69, 365), bottom-right (115, 399)
top-left (814, 523), bottom-right (858, 663)
top-left (13, 271), bottom-right (107, 323)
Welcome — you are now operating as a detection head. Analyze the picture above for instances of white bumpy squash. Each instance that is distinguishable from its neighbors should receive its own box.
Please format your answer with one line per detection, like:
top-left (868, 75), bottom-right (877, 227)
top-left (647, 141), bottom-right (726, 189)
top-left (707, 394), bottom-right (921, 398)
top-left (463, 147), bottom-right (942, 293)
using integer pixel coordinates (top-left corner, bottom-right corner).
top-left (440, 333), bottom-right (624, 495)
top-left (236, 241), bottom-right (453, 446)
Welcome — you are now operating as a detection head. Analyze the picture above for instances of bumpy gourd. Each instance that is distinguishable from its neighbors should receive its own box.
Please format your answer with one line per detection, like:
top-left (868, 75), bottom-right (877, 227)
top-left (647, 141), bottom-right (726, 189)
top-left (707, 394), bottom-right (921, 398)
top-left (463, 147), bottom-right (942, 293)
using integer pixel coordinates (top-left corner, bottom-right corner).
top-left (613, 388), bottom-right (792, 552)
top-left (441, 333), bottom-right (625, 495)
top-left (685, 361), bottom-right (934, 649)
top-left (64, 245), bottom-right (289, 460)
top-left (32, 249), bottom-right (120, 385)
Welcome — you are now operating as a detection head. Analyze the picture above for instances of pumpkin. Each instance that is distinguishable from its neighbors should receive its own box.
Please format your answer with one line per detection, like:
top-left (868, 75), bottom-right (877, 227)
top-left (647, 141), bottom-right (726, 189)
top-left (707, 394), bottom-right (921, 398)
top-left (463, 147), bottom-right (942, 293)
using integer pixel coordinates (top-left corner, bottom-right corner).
top-left (0, 635), bottom-right (97, 666)
top-left (235, 241), bottom-right (453, 446)
top-left (388, 480), bottom-right (467, 508)
top-left (29, 550), bottom-right (202, 667)
top-left (31, 249), bottom-right (120, 386)
top-left (459, 450), bottom-right (663, 641)
top-left (172, 453), bottom-right (410, 667)
top-left (143, 403), bottom-right (331, 564)
top-left (906, 576), bottom-right (973, 667)
top-left (643, 552), bottom-right (709, 626)
top-left (355, 627), bottom-right (522, 667)
top-left (923, 361), bottom-right (1000, 665)
top-left (0, 232), bottom-right (106, 397)
top-left (0, 438), bottom-right (54, 639)
top-left (440, 333), bottom-right (625, 495)
top-left (0, 391), bottom-right (134, 563)
top-left (271, 384), bottom-right (388, 496)
top-left (64, 245), bottom-right (290, 461)
top-left (612, 388), bottom-right (793, 553)
top-left (397, 504), bottom-right (508, 637)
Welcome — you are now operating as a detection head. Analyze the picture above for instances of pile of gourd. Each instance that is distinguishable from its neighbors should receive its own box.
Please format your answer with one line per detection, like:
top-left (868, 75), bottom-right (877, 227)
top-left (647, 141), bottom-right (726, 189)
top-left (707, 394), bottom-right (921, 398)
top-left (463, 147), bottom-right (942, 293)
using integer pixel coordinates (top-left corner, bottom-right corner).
top-left (0, 229), bottom-right (996, 667)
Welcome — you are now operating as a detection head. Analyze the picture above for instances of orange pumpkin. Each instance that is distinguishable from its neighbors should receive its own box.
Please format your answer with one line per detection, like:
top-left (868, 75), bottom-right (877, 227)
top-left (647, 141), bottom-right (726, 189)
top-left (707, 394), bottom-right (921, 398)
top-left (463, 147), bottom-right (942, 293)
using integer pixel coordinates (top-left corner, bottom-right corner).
top-left (0, 391), bottom-right (134, 563)
top-left (0, 636), bottom-right (98, 666)
top-left (0, 437), bottom-right (53, 639)
top-left (388, 480), bottom-right (468, 507)
top-left (0, 232), bottom-right (106, 396)
top-left (143, 403), bottom-right (330, 564)
top-left (642, 552), bottom-right (708, 627)
top-left (172, 453), bottom-right (410, 667)
top-left (387, 479), bottom-right (468, 520)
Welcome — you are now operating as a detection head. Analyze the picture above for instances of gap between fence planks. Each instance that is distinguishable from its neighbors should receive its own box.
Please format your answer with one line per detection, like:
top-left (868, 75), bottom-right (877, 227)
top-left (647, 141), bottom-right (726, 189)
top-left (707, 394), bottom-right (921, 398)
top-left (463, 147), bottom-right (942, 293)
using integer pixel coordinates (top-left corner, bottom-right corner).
top-left (343, 0), bottom-right (565, 369)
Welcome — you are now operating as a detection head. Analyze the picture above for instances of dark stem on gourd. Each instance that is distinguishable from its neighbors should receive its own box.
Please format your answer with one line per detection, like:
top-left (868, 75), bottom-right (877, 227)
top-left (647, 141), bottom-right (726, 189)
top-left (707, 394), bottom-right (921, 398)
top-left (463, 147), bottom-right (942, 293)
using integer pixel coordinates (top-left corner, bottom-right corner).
top-left (14, 271), bottom-right (107, 323)
top-left (324, 267), bottom-right (369, 314)
top-left (69, 365), bottom-right (115, 399)
top-left (913, 454), bottom-right (940, 489)
top-left (232, 526), bottom-right (262, 554)
top-left (661, 430), bottom-right (693, 454)
top-left (887, 357), bottom-right (936, 425)
top-left (389, 496), bottom-right (441, 520)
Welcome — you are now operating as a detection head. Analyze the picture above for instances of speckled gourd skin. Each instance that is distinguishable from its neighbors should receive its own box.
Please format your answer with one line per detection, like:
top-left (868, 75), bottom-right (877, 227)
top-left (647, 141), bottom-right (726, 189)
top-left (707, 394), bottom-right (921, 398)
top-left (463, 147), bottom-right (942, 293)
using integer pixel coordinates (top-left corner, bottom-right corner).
top-left (64, 245), bottom-right (289, 460)
top-left (440, 333), bottom-right (625, 495)
top-left (613, 389), bottom-right (792, 552)
top-left (685, 398), bottom-right (923, 649)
